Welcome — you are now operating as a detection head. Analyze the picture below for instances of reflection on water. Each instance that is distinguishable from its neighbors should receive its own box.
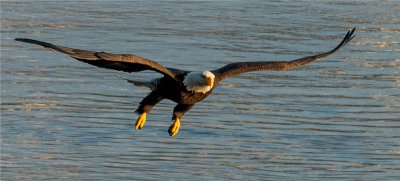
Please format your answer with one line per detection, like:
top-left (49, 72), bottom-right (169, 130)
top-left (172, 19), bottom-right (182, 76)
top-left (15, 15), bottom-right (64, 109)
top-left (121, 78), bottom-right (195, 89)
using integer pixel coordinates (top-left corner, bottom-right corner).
top-left (1, 1), bottom-right (399, 180)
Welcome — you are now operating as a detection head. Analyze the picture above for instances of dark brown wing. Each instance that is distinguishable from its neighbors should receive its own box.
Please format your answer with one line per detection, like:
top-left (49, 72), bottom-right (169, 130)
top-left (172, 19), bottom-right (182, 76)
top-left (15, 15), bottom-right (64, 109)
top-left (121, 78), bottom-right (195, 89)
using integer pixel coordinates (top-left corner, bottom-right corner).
top-left (15, 38), bottom-right (178, 79)
top-left (212, 27), bottom-right (356, 81)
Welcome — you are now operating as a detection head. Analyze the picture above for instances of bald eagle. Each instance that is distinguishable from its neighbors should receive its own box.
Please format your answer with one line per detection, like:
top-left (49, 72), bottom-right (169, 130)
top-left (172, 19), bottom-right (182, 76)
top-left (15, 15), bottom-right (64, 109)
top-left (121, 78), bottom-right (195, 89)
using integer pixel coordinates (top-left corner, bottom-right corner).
top-left (15, 28), bottom-right (355, 136)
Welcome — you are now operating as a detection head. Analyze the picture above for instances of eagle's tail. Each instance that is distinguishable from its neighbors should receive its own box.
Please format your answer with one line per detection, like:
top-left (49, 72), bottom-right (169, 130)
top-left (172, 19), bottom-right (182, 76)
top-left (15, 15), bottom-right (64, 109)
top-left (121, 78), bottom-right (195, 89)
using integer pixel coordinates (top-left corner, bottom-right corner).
top-left (114, 75), bottom-right (156, 90)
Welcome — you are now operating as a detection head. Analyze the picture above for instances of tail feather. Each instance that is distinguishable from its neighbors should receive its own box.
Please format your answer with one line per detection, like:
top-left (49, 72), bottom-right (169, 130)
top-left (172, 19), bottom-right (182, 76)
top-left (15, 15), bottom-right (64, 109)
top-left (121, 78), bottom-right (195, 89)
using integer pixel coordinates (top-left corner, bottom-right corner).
top-left (114, 75), bottom-right (156, 90)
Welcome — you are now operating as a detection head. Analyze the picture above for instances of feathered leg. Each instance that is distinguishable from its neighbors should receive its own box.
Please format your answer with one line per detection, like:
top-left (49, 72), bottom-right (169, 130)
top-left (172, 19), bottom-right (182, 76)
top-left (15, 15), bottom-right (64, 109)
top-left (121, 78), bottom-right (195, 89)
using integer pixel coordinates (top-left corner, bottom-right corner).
top-left (134, 91), bottom-right (163, 129)
top-left (168, 104), bottom-right (195, 136)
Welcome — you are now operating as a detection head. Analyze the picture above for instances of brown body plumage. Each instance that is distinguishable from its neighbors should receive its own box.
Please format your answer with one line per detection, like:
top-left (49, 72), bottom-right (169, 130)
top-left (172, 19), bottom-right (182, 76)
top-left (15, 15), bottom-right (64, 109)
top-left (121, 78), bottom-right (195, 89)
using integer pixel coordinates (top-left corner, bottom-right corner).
top-left (15, 27), bottom-right (355, 136)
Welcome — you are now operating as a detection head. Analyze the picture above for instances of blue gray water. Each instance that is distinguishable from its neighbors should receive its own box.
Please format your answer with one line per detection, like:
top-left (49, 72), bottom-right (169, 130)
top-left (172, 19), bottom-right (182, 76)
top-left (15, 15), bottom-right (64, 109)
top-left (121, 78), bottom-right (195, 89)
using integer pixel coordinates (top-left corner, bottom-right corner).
top-left (1, 1), bottom-right (399, 180)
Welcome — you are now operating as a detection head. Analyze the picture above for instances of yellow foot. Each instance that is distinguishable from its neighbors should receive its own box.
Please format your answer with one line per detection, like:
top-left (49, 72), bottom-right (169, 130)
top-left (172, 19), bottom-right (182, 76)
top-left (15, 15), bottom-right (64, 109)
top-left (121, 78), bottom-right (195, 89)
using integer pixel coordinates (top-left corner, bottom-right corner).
top-left (135, 113), bottom-right (147, 129)
top-left (168, 118), bottom-right (180, 137)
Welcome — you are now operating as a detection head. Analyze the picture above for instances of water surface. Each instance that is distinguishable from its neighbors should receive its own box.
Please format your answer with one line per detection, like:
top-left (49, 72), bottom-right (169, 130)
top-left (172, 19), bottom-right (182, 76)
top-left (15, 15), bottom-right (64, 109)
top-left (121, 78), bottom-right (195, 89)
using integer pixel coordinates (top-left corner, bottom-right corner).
top-left (1, 1), bottom-right (399, 180)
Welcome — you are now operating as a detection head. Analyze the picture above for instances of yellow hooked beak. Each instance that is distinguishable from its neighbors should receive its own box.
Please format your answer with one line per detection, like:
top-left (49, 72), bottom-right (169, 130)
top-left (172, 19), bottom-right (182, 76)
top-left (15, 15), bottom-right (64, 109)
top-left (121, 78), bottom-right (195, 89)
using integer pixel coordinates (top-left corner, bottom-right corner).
top-left (207, 77), bottom-right (214, 88)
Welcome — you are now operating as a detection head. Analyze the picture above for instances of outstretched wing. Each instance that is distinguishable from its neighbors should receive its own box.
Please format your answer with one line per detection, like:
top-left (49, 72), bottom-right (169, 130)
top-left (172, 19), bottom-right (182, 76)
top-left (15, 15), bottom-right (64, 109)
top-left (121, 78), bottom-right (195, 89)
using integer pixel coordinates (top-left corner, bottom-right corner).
top-left (15, 38), bottom-right (178, 79)
top-left (212, 27), bottom-right (356, 81)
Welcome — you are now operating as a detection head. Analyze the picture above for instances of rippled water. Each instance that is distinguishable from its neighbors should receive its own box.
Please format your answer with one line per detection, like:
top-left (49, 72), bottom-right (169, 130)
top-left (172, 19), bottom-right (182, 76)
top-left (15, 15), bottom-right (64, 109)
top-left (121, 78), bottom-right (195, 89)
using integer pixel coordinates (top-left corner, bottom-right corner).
top-left (1, 1), bottom-right (399, 180)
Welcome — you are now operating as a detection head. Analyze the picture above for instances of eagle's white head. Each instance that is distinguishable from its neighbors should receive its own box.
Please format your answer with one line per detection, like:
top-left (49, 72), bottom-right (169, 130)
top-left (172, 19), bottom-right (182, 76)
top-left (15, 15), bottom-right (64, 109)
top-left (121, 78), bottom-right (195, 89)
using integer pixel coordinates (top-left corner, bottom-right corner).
top-left (183, 70), bottom-right (215, 94)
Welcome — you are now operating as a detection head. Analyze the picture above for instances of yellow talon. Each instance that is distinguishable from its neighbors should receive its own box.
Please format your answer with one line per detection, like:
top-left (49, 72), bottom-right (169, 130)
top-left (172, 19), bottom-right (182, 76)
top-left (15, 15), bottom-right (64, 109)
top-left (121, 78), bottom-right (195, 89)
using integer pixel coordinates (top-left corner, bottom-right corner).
top-left (135, 112), bottom-right (147, 129)
top-left (168, 118), bottom-right (180, 137)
